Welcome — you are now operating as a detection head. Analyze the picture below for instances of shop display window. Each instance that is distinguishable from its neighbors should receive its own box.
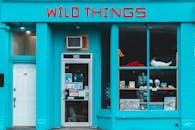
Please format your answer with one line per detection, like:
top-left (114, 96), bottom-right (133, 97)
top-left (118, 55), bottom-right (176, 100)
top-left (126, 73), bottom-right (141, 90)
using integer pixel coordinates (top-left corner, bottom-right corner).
top-left (12, 31), bottom-right (36, 56)
top-left (119, 25), bottom-right (178, 111)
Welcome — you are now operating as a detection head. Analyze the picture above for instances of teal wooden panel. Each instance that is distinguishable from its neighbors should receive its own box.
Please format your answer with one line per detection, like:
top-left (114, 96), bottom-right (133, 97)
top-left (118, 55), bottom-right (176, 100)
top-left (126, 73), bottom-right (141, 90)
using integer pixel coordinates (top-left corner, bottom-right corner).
top-left (36, 23), bottom-right (55, 130)
top-left (0, 28), bottom-right (11, 129)
top-left (113, 119), bottom-right (180, 130)
top-left (180, 23), bottom-right (195, 119)
top-left (1, 2), bottom-right (195, 22)
top-left (110, 24), bottom-right (119, 113)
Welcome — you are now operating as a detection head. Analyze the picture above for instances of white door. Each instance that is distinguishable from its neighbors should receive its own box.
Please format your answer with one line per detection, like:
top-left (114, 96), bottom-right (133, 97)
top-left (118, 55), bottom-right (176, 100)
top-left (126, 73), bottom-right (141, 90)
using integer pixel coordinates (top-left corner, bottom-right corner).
top-left (13, 64), bottom-right (36, 126)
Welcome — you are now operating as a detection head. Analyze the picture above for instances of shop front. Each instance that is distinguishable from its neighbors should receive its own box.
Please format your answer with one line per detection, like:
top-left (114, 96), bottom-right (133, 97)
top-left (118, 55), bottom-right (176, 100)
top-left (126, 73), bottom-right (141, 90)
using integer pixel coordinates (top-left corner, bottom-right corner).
top-left (0, 1), bottom-right (195, 130)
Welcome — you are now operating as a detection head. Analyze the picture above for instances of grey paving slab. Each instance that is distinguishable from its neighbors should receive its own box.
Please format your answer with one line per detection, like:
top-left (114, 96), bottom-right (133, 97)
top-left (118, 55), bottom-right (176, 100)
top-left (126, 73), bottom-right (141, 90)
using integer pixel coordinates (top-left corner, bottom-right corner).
top-left (7, 127), bottom-right (100, 130)
top-left (53, 128), bottom-right (100, 130)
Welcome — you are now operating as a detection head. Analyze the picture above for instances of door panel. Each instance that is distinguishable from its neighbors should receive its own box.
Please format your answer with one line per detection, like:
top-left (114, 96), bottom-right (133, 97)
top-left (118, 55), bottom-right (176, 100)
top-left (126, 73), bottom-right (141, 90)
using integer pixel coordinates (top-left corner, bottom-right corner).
top-left (13, 64), bottom-right (36, 126)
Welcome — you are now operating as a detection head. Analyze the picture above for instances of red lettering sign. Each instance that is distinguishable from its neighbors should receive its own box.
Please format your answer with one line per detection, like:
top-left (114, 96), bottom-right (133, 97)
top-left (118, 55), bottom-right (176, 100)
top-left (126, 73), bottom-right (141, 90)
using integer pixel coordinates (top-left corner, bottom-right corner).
top-left (47, 6), bottom-right (146, 19)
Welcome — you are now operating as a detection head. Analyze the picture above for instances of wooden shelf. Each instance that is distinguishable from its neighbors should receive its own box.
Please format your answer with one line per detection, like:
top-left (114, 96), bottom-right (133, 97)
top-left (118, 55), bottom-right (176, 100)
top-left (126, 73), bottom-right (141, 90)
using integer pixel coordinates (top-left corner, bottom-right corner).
top-left (119, 88), bottom-right (177, 91)
top-left (119, 66), bottom-right (177, 70)
top-left (150, 66), bottom-right (178, 70)
top-left (129, 102), bottom-right (164, 104)
top-left (150, 102), bottom-right (164, 104)
top-left (119, 67), bottom-right (147, 70)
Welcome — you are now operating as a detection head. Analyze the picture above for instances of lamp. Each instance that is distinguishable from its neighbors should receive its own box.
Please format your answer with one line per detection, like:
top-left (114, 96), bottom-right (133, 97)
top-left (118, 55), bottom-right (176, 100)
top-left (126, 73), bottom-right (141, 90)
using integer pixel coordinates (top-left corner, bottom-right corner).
top-left (19, 23), bottom-right (25, 30)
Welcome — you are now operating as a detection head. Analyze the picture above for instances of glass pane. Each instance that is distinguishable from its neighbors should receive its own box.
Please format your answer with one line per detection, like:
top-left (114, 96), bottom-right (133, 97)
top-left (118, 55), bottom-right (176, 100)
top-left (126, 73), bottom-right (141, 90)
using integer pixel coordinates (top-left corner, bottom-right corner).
top-left (150, 26), bottom-right (177, 67)
top-left (64, 64), bottom-right (89, 122)
top-left (119, 26), bottom-right (147, 67)
top-left (119, 70), bottom-right (148, 111)
top-left (149, 70), bottom-right (177, 111)
top-left (12, 31), bottom-right (36, 56)
top-left (101, 27), bottom-right (111, 109)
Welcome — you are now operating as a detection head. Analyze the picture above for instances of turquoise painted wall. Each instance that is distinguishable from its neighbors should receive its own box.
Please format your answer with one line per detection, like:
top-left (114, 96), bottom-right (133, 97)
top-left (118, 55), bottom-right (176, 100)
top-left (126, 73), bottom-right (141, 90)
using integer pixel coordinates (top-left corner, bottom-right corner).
top-left (0, 1), bottom-right (195, 130)
top-left (0, 2), bottom-right (195, 22)
top-left (0, 26), bottom-right (10, 130)
top-left (180, 23), bottom-right (195, 130)
top-left (36, 23), bottom-right (55, 130)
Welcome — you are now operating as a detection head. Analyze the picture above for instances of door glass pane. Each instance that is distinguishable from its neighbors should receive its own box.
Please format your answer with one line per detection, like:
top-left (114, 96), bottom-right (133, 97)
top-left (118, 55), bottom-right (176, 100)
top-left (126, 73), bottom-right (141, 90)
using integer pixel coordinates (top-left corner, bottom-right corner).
top-left (149, 25), bottom-right (177, 111)
top-left (12, 31), bottom-right (36, 56)
top-left (64, 64), bottom-right (89, 122)
top-left (149, 70), bottom-right (177, 110)
top-left (119, 26), bottom-right (147, 67)
top-left (119, 70), bottom-right (148, 111)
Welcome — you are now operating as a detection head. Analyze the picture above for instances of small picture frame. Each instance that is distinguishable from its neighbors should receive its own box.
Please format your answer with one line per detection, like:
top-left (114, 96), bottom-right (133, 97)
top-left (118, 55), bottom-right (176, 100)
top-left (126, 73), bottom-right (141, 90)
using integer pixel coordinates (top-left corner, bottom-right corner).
top-left (164, 97), bottom-right (176, 110)
top-left (120, 81), bottom-right (125, 88)
top-left (69, 89), bottom-right (79, 97)
top-left (129, 81), bottom-right (135, 88)
top-left (120, 99), bottom-right (140, 110)
top-left (72, 82), bottom-right (83, 89)
top-left (65, 73), bottom-right (72, 83)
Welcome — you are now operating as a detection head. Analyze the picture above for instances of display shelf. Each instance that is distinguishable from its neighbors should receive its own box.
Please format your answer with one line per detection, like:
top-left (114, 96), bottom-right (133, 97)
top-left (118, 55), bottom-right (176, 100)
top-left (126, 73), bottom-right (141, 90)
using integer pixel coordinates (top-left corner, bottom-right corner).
top-left (139, 102), bottom-right (164, 104)
top-left (119, 67), bottom-right (147, 70)
top-left (149, 66), bottom-right (177, 70)
top-left (149, 102), bottom-right (164, 104)
top-left (119, 88), bottom-right (177, 91)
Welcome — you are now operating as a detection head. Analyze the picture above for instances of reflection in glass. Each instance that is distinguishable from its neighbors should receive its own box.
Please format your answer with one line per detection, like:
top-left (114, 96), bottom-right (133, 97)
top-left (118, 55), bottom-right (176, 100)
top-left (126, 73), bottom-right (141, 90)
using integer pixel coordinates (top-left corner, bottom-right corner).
top-left (12, 31), bottom-right (36, 56)
top-left (119, 70), bottom-right (148, 110)
top-left (64, 64), bottom-right (89, 122)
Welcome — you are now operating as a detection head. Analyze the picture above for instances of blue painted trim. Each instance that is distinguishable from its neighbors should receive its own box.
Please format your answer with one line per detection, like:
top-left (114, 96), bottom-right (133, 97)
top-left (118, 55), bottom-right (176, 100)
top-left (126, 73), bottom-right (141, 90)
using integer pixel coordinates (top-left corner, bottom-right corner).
top-left (177, 24), bottom-right (181, 113)
top-left (110, 24), bottom-right (119, 113)
top-left (97, 110), bottom-right (112, 119)
top-left (147, 25), bottom-right (150, 109)
top-left (116, 110), bottom-right (180, 118)
top-left (149, 66), bottom-right (178, 70)
top-left (0, 23), bottom-right (10, 30)
top-left (11, 56), bottom-right (36, 62)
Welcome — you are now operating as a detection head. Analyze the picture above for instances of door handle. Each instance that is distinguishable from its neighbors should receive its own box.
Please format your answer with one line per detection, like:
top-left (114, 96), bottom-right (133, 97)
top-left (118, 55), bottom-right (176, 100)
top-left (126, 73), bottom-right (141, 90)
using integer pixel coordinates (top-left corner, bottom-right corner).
top-left (13, 97), bottom-right (16, 108)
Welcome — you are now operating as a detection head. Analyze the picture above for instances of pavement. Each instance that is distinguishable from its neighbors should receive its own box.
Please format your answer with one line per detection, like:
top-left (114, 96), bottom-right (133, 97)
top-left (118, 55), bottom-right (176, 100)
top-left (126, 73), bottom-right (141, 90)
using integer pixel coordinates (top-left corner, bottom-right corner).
top-left (7, 127), bottom-right (100, 130)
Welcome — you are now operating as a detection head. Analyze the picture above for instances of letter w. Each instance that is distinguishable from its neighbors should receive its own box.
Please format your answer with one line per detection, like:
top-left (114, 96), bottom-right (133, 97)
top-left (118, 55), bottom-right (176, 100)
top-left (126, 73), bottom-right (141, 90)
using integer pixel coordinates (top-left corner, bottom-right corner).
top-left (47, 8), bottom-right (57, 17)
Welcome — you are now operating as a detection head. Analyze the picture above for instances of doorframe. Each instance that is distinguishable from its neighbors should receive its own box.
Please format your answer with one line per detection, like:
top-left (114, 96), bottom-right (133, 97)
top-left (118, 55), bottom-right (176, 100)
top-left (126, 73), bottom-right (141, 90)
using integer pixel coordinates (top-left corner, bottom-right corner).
top-left (61, 53), bottom-right (93, 127)
top-left (11, 61), bottom-right (36, 127)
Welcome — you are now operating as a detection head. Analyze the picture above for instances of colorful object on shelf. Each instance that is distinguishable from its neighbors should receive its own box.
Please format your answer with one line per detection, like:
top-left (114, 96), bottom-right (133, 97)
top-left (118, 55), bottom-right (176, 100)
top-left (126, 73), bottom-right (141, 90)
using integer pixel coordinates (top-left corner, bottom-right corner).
top-left (160, 82), bottom-right (167, 88)
top-left (120, 99), bottom-right (140, 110)
top-left (137, 72), bottom-right (147, 87)
top-left (164, 97), bottom-right (176, 110)
top-left (150, 58), bottom-right (172, 67)
top-left (154, 79), bottom-right (160, 88)
top-left (118, 49), bottom-right (125, 57)
top-left (123, 61), bottom-right (145, 67)
top-left (168, 85), bottom-right (175, 88)
top-left (129, 81), bottom-right (135, 88)
top-left (120, 81), bottom-right (126, 88)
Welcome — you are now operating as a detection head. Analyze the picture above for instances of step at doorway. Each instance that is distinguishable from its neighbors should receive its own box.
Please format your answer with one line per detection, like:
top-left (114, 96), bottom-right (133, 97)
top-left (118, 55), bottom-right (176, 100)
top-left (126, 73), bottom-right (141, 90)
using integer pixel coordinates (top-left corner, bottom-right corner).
top-left (7, 127), bottom-right (35, 130)
top-left (54, 127), bottom-right (100, 130)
